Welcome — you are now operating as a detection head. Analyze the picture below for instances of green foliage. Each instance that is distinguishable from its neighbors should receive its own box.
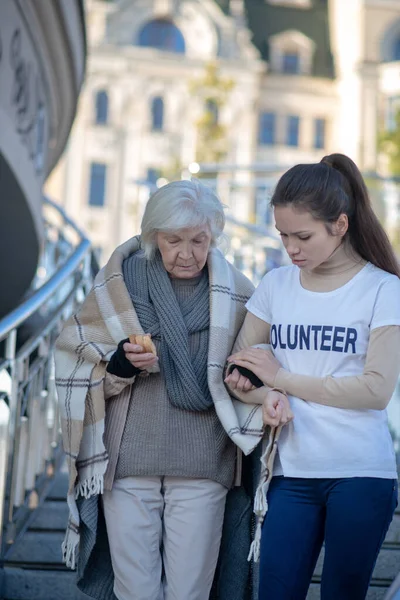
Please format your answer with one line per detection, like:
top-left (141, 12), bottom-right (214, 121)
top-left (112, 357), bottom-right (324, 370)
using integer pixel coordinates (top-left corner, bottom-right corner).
top-left (379, 109), bottom-right (400, 178)
top-left (160, 156), bottom-right (184, 181)
top-left (189, 62), bottom-right (235, 165)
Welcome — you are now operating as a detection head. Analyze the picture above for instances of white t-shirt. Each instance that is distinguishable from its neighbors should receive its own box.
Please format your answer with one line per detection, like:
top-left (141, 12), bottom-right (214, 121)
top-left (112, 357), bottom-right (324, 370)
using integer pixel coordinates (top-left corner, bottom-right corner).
top-left (246, 262), bottom-right (400, 479)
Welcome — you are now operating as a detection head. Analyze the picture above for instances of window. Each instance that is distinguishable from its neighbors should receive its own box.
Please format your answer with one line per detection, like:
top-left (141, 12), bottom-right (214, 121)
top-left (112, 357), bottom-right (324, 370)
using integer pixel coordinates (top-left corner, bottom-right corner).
top-left (282, 52), bottom-right (300, 74)
top-left (151, 97), bottom-right (164, 131)
top-left (138, 19), bottom-right (185, 54)
top-left (95, 90), bottom-right (108, 124)
top-left (206, 99), bottom-right (219, 125)
top-left (314, 118), bottom-right (326, 150)
top-left (88, 163), bottom-right (107, 207)
top-left (387, 96), bottom-right (400, 130)
top-left (147, 168), bottom-right (161, 186)
top-left (286, 116), bottom-right (300, 147)
top-left (258, 112), bottom-right (276, 145)
top-left (269, 30), bottom-right (315, 76)
top-left (395, 36), bottom-right (400, 61)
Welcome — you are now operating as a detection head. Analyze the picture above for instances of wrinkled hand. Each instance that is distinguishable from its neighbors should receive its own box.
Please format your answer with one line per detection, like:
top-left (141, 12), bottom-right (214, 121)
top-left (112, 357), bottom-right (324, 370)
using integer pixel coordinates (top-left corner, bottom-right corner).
top-left (227, 347), bottom-right (282, 387)
top-left (262, 390), bottom-right (293, 428)
top-left (123, 338), bottom-right (158, 370)
top-left (224, 368), bottom-right (256, 392)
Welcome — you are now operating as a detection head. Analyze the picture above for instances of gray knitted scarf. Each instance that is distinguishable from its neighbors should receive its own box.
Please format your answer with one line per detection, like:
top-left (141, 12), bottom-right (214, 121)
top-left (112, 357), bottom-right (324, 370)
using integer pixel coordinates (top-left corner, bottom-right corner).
top-left (122, 249), bottom-right (213, 411)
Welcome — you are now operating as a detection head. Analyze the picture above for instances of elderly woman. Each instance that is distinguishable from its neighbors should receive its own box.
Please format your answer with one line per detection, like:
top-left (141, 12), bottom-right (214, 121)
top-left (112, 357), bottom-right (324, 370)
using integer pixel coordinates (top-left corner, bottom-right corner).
top-left (55, 179), bottom-right (265, 600)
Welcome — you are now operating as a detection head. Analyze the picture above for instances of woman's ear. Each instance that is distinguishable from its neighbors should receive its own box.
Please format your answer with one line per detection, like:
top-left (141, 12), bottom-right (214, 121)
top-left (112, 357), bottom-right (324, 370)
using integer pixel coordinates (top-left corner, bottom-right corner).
top-left (333, 213), bottom-right (348, 237)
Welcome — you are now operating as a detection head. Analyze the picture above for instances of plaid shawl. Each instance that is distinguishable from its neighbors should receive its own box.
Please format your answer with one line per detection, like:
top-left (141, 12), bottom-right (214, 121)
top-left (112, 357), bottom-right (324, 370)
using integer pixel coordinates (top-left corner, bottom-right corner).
top-left (55, 236), bottom-right (264, 569)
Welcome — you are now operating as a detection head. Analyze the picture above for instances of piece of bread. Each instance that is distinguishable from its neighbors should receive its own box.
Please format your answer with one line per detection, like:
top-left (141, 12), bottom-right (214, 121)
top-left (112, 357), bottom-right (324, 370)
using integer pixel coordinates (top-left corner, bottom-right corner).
top-left (128, 334), bottom-right (157, 356)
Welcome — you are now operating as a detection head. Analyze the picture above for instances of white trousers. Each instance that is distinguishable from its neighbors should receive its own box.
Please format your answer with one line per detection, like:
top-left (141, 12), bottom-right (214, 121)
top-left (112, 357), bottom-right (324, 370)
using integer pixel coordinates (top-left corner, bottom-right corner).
top-left (102, 476), bottom-right (228, 600)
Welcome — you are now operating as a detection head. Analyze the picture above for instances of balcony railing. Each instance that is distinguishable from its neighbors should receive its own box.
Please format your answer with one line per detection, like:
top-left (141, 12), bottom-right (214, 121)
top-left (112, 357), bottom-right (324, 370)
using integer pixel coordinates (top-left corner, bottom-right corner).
top-left (0, 198), bottom-right (93, 558)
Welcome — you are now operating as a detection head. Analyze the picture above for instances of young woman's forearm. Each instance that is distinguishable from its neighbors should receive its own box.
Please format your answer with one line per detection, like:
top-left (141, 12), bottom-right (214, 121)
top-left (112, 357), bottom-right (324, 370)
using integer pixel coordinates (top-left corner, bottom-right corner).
top-left (231, 312), bottom-right (270, 352)
top-left (226, 312), bottom-right (271, 404)
top-left (274, 326), bottom-right (400, 410)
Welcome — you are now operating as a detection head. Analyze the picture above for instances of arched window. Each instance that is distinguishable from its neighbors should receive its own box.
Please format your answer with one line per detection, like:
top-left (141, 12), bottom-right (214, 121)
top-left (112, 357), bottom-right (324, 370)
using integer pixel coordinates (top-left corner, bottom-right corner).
top-left (95, 90), bottom-right (108, 124)
top-left (270, 30), bottom-right (315, 75)
top-left (138, 19), bottom-right (185, 54)
top-left (151, 97), bottom-right (164, 131)
top-left (394, 36), bottom-right (400, 61)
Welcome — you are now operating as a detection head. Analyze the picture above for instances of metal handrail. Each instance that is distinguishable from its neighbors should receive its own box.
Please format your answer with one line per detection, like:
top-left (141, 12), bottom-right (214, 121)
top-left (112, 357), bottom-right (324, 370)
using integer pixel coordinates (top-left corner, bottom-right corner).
top-left (0, 198), bottom-right (94, 558)
top-left (0, 238), bottom-right (90, 343)
top-left (0, 198), bottom-right (91, 342)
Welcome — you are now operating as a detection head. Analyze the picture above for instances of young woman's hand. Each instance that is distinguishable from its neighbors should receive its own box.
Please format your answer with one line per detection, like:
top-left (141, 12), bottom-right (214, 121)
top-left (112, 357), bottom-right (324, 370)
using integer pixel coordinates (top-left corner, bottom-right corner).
top-left (227, 347), bottom-right (282, 387)
top-left (123, 341), bottom-right (158, 370)
top-left (262, 390), bottom-right (293, 427)
top-left (224, 368), bottom-right (256, 392)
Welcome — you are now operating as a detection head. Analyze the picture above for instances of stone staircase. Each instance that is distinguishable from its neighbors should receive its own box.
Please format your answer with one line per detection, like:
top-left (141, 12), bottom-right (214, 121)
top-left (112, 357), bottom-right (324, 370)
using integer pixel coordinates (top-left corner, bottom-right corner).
top-left (307, 511), bottom-right (400, 599)
top-left (1, 468), bottom-right (400, 600)
top-left (0, 466), bottom-right (88, 600)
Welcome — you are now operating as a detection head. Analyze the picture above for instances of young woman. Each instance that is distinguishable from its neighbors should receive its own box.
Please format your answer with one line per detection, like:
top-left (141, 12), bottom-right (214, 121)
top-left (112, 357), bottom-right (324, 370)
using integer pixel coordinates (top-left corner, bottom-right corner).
top-left (225, 154), bottom-right (400, 600)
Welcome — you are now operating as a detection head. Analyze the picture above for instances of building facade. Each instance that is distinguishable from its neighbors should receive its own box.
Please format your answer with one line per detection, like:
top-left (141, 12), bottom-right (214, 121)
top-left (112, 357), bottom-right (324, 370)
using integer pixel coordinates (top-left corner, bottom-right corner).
top-left (46, 0), bottom-right (400, 264)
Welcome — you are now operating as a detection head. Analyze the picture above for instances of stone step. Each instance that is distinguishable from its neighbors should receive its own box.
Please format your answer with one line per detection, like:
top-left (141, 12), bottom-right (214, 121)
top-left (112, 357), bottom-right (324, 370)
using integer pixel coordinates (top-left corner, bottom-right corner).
top-left (313, 546), bottom-right (400, 584)
top-left (387, 514), bottom-right (400, 545)
top-left (29, 501), bottom-right (69, 531)
top-left (3, 466), bottom-right (400, 598)
top-left (2, 567), bottom-right (89, 600)
top-left (307, 582), bottom-right (389, 600)
top-left (6, 503), bottom-right (400, 573)
top-left (5, 531), bottom-right (64, 566)
top-left (46, 471), bottom-right (68, 501)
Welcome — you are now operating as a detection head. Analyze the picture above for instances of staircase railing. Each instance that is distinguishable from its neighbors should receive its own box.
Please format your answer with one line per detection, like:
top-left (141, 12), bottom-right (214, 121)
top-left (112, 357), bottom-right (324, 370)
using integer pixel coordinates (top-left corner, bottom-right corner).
top-left (0, 198), bottom-right (93, 559)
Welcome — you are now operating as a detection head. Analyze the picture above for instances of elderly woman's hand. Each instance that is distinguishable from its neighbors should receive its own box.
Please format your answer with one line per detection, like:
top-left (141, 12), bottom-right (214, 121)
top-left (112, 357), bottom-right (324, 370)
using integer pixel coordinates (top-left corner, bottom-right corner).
top-left (262, 390), bottom-right (293, 428)
top-left (123, 341), bottom-right (158, 370)
top-left (227, 347), bottom-right (282, 387)
top-left (224, 368), bottom-right (256, 393)
top-left (107, 337), bottom-right (159, 378)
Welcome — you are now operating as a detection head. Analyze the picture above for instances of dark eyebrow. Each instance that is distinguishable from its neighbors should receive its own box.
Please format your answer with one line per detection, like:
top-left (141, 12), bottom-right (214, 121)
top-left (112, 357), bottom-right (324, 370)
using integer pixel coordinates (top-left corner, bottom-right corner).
top-left (275, 227), bottom-right (312, 235)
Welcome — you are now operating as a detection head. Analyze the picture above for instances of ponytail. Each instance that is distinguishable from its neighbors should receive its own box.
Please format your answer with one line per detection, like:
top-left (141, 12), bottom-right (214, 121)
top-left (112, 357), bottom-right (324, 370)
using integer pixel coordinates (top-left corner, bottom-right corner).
top-left (271, 153), bottom-right (400, 277)
top-left (321, 154), bottom-right (400, 277)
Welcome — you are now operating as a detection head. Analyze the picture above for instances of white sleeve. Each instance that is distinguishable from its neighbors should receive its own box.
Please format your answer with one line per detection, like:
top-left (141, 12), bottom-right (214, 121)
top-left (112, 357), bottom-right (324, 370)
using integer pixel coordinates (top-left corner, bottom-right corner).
top-left (245, 271), bottom-right (272, 324)
top-left (370, 275), bottom-right (400, 330)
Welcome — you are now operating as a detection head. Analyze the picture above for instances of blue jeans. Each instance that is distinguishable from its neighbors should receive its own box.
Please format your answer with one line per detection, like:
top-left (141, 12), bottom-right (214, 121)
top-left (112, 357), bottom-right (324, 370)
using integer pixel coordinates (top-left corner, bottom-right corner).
top-left (258, 476), bottom-right (398, 600)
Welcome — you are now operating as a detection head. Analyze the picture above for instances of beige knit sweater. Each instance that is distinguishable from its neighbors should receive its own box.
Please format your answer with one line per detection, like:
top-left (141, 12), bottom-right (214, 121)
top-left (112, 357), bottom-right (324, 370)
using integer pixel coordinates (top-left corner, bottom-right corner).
top-left (114, 272), bottom-right (236, 488)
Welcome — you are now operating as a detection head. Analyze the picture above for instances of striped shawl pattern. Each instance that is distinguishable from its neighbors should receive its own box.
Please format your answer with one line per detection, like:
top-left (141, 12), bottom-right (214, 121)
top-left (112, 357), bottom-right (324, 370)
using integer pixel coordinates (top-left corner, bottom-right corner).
top-left (54, 236), bottom-right (264, 568)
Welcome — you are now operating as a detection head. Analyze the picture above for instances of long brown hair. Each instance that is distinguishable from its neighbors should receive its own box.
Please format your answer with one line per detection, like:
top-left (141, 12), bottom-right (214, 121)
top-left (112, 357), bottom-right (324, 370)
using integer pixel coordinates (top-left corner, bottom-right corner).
top-left (270, 153), bottom-right (400, 277)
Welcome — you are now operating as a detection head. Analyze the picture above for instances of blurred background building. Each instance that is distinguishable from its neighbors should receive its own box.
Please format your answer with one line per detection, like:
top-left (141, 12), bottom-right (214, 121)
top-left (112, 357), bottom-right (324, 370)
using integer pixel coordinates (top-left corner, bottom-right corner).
top-left (46, 0), bottom-right (400, 264)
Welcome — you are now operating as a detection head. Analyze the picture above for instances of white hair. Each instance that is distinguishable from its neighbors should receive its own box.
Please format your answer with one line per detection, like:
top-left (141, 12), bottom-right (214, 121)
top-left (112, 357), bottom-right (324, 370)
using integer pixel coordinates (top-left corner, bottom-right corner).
top-left (140, 179), bottom-right (226, 259)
